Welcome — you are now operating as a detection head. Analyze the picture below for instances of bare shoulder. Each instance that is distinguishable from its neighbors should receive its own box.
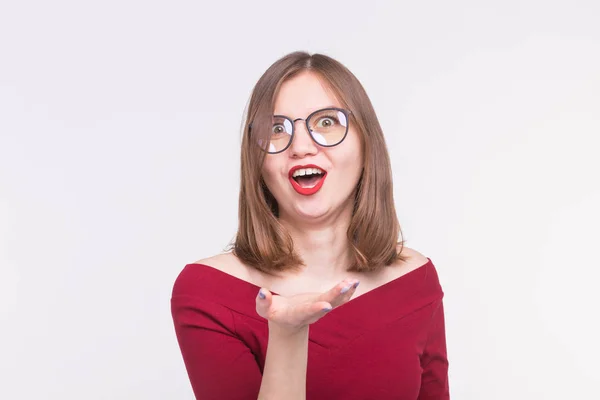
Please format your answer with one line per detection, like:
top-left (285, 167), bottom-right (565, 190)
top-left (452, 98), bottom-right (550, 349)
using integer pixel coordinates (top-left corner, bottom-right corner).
top-left (193, 252), bottom-right (243, 274)
top-left (192, 251), bottom-right (257, 283)
top-left (394, 245), bottom-right (430, 275)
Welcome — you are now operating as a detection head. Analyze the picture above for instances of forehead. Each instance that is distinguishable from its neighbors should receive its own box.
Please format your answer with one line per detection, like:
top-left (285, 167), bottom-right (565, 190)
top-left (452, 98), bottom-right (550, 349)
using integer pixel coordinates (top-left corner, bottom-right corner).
top-left (273, 71), bottom-right (342, 116)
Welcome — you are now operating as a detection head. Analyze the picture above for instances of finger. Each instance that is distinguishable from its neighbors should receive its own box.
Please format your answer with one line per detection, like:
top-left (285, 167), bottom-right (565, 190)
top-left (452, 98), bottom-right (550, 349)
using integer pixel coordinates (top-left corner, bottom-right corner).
top-left (320, 279), bottom-right (360, 308)
top-left (310, 300), bottom-right (333, 314)
top-left (255, 288), bottom-right (273, 319)
top-left (331, 280), bottom-right (360, 308)
top-left (294, 300), bottom-right (334, 325)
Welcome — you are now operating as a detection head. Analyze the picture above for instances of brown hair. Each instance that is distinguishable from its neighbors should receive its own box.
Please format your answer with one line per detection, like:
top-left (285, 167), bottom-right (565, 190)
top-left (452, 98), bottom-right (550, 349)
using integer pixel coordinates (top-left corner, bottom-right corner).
top-left (228, 51), bottom-right (407, 275)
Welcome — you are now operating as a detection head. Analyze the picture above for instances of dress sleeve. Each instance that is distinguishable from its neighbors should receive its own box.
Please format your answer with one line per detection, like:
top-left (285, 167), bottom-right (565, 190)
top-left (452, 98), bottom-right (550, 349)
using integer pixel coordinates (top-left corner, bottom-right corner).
top-left (418, 299), bottom-right (450, 400)
top-left (171, 293), bottom-right (262, 399)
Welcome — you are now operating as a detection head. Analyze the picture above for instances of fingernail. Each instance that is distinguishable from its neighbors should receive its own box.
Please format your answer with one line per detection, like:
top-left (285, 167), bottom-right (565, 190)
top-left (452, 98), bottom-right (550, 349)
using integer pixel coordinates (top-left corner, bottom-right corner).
top-left (323, 306), bottom-right (333, 312)
top-left (258, 289), bottom-right (266, 299)
top-left (340, 284), bottom-right (353, 294)
top-left (353, 281), bottom-right (360, 288)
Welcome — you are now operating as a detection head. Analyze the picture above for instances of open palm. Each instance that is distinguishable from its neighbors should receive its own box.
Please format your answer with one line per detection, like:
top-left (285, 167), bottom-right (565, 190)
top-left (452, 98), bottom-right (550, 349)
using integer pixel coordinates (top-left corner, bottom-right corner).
top-left (255, 278), bottom-right (360, 330)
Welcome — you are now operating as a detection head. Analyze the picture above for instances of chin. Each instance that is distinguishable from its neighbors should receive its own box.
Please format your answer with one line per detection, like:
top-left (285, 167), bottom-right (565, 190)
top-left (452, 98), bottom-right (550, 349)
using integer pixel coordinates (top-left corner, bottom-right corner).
top-left (293, 203), bottom-right (330, 220)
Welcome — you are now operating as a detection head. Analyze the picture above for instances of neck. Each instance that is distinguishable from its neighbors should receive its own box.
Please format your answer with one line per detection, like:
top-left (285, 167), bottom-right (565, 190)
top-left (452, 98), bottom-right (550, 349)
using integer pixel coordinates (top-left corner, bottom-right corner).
top-left (279, 202), bottom-right (354, 280)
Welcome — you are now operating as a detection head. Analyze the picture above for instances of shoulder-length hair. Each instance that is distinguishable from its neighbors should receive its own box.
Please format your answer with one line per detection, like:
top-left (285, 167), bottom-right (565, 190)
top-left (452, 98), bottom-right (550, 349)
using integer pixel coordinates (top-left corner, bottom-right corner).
top-left (229, 51), bottom-right (407, 275)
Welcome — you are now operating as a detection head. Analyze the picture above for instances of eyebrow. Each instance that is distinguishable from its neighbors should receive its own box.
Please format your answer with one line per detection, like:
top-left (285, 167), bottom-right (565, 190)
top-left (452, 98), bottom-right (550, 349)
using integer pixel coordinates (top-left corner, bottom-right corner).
top-left (273, 105), bottom-right (341, 116)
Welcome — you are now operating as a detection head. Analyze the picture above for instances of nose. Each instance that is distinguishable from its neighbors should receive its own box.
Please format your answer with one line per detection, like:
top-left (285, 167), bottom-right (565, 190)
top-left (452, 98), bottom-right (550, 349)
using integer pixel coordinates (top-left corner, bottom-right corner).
top-left (289, 119), bottom-right (318, 158)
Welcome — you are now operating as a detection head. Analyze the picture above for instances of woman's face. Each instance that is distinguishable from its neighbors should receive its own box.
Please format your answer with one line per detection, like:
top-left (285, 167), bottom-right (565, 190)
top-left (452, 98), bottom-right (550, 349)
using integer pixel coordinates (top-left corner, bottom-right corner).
top-left (261, 71), bottom-right (364, 223)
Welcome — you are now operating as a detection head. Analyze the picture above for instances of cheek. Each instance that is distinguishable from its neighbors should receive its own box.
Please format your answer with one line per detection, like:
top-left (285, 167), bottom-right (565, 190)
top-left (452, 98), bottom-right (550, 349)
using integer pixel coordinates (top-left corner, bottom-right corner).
top-left (344, 127), bottom-right (362, 154)
top-left (261, 159), bottom-right (282, 189)
top-left (338, 132), bottom-right (363, 179)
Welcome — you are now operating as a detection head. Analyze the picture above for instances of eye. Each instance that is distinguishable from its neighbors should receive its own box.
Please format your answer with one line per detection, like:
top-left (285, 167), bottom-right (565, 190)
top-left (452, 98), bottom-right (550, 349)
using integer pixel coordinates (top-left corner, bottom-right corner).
top-left (272, 124), bottom-right (286, 134)
top-left (316, 116), bottom-right (337, 128)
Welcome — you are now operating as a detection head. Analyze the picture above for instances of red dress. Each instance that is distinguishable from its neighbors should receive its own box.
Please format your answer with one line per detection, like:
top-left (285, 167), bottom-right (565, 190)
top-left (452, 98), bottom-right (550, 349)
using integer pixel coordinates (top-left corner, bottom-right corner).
top-left (171, 257), bottom-right (450, 399)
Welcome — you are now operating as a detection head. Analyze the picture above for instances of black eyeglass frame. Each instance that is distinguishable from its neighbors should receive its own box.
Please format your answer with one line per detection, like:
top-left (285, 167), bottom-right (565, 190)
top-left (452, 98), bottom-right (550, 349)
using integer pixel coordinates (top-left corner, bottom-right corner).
top-left (249, 107), bottom-right (353, 154)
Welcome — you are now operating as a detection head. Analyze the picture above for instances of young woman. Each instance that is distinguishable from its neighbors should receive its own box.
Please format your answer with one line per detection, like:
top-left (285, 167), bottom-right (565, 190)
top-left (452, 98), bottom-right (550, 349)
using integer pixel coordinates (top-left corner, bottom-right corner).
top-left (171, 51), bottom-right (450, 400)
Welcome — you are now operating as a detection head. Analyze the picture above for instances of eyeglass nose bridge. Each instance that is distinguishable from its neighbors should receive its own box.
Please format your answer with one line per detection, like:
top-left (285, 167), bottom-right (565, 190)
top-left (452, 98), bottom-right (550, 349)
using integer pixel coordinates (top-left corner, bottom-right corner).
top-left (291, 117), bottom-right (312, 134)
top-left (287, 117), bottom-right (317, 152)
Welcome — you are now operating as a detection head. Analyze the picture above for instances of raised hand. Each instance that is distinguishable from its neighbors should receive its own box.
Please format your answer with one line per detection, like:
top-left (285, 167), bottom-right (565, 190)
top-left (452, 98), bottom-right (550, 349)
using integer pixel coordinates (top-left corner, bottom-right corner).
top-left (255, 278), bottom-right (360, 334)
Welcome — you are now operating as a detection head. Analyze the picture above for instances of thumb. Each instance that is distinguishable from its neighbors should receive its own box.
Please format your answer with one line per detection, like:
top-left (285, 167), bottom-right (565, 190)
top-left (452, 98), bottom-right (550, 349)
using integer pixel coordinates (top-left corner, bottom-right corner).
top-left (255, 288), bottom-right (273, 318)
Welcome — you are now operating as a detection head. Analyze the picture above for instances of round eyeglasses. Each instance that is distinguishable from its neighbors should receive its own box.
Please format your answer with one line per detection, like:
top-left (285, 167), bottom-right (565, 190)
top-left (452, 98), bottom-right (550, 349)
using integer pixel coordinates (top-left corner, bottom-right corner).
top-left (252, 107), bottom-right (352, 154)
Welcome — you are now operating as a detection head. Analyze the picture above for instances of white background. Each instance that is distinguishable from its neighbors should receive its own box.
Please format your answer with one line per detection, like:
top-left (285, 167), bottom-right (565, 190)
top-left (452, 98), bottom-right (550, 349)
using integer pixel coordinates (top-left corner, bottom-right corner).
top-left (1, 1), bottom-right (599, 399)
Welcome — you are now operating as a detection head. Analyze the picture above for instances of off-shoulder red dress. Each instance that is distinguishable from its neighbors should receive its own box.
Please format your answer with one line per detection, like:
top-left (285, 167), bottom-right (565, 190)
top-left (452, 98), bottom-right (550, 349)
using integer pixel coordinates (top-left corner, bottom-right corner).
top-left (171, 257), bottom-right (449, 399)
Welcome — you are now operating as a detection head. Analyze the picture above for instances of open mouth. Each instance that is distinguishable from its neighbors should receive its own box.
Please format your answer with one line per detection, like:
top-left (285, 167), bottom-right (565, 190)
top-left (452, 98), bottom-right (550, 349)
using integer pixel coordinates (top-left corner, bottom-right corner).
top-left (289, 166), bottom-right (327, 195)
top-left (292, 168), bottom-right (325, 188)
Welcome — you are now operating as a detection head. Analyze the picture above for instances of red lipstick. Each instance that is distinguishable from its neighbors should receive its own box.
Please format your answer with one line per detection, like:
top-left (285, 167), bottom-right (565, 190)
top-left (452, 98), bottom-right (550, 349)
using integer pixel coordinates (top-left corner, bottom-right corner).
top-left (288, 164), bottom-right (327, 196)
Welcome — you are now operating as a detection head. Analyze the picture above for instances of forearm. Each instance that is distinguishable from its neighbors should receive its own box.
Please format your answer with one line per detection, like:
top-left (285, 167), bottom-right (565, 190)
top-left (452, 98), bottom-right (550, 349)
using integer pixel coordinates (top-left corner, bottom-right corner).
top-left (258, 323), bottom-right (309, 400)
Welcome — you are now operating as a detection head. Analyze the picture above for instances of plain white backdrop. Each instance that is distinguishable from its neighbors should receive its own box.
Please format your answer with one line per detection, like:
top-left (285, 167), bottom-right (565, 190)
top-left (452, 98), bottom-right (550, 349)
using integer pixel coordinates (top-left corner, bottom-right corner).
top-left (1, 0), bottom-right (599, 399)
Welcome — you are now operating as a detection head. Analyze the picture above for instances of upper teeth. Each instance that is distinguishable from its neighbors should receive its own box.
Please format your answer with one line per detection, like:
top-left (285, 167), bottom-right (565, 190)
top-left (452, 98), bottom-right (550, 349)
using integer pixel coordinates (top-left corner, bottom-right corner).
top-left (292, 168), bottom-right (324, 178)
